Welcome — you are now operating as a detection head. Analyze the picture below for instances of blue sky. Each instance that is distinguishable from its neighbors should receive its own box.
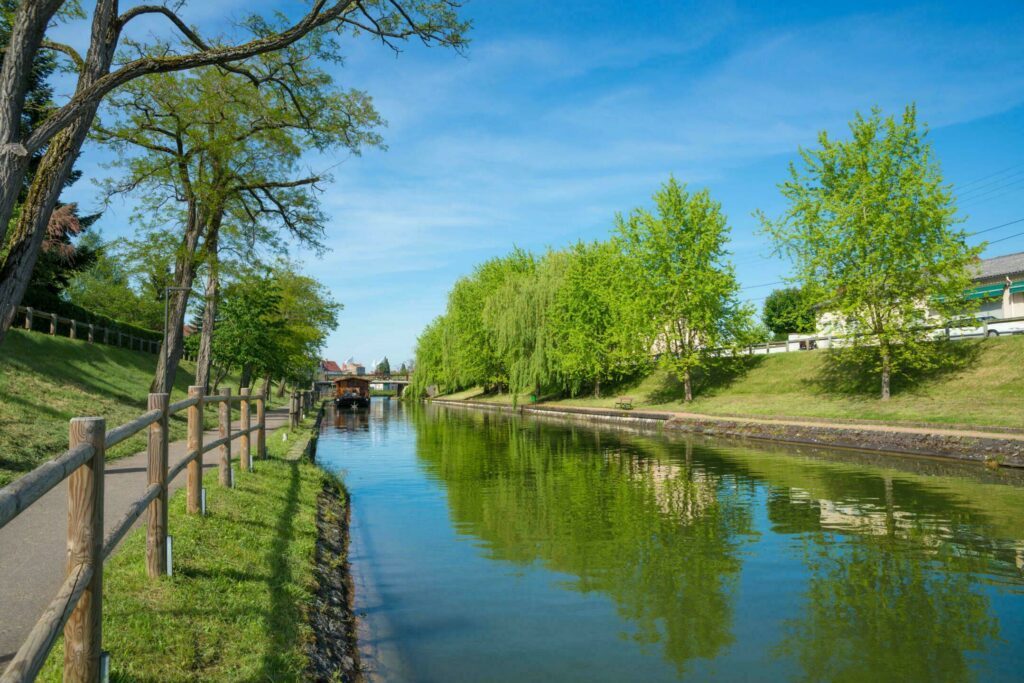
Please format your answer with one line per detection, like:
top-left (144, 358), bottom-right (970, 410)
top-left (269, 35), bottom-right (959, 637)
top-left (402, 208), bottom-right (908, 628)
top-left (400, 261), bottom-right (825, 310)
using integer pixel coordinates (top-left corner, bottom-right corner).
top-left (59, 1), bottom-right (1024, 368)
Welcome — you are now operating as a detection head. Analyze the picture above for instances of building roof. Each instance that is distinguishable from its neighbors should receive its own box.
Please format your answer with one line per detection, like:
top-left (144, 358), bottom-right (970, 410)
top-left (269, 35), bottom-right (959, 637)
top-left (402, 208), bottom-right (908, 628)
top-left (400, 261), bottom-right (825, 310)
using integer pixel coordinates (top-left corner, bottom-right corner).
top-left (321, 360), bottom-right (342, 373)
top-left (334, 376), bottom-right (370, 385)
top-left (974, 251), bottom-right (1024, 281)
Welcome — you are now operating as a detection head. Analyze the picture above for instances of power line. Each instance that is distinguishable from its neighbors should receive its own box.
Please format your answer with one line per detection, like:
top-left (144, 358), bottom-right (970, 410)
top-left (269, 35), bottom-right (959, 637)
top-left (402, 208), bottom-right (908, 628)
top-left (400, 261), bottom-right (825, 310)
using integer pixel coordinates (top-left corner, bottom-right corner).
top-left (956, 161), bottom-right (1024, 191)
top-left (958, 169), bottom-right (1024, 198)
top-left (739, 280), bottom-right (784, 290)
top-left (960, 177), bottom-right (1024, 207)
top-left (968, 217), bottom-right (1024, 237)
top-left (986, 229), bottom-right (1024, 246)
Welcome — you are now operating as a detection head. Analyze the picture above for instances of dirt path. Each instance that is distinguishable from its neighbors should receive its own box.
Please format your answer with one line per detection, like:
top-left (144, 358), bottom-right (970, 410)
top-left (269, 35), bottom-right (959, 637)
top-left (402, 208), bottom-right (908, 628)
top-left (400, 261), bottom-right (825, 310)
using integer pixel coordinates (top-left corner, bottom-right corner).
top-left (0, 409), bottom-right (290, 664)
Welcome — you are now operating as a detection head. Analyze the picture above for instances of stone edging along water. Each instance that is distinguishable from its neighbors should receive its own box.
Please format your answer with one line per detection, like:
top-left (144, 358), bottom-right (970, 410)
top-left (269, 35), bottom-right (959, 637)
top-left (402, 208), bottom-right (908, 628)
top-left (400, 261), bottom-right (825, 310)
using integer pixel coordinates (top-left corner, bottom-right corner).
top-left (429, 399), bottom-right (1024, 469)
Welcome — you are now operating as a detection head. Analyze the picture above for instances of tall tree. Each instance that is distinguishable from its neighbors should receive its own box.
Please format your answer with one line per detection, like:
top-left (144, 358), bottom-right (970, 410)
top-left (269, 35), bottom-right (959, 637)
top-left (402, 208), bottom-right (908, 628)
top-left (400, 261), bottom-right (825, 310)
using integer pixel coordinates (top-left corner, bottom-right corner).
top-left (618, 177), bottom-right (747, 402)
top-left (94, 42), bottom-right (381, 392)
top-left (0, 0), bottom-right (467, 345)
top-left (759, 105), bottom-right (979, 399)
top-left (551, 240), bottom-right (650, 397)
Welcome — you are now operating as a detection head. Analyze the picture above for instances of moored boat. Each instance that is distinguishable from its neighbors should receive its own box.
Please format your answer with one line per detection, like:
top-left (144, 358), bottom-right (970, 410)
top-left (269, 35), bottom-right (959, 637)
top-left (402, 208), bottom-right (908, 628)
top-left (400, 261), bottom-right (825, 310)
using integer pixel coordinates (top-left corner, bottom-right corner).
top-left (333, 376), bottom-right (371, 410)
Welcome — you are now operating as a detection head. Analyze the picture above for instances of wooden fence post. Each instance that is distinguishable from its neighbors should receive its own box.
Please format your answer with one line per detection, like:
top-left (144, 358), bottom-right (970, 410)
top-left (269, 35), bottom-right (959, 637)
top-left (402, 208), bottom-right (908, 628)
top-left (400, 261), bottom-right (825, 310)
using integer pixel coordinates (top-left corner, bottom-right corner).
top-left (240, 387), bottom-right (251, 473)
top-left (103, 327), bottom-right (109, 345)
top-left (289, 392), bottom-right (299, 429)
top-left (219, 388), bottom-right (232, 487)
top-left (187, 386), bottom-right (204, 515)
top-left (257, 392), bottom-right (267, 459)
top-left (23, 306), bottom-right (32, 330)
top-left (69, 319), bottom-right (77, 340)
top-left (146, 393), bottom-right (169, 577)
top-left (49, 313), bottom-right (57, 335)
top-left (87, 324), bottom-right (94, 343)
top-left (64, 416), bottom-right (105, 682)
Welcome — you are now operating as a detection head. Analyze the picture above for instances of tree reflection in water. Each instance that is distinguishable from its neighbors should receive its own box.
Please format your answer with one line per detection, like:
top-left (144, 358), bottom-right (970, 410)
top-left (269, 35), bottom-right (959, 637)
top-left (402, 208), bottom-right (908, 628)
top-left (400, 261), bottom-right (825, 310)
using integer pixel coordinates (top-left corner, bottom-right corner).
top-left (405, 405), bottom-right (1021, 680)
top-left (414, 408), bottom-right (755, 675)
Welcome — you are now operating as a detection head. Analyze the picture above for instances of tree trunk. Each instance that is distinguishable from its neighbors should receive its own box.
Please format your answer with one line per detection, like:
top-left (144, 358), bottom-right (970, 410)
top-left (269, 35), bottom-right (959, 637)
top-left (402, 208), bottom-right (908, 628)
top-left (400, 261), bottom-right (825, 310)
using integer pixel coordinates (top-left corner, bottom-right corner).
top-left (239, 364), bottom-right (254, 390)
top-left (0, 0), bottom-right (120, 345)
top-left (594, 378), bottom-right (601, 399)
top-left (261, 374), bottom-right (272, 398)
top-left (276, 379), bottom-right (287, 398)
top-left (0, 0), bottom-right (65, 247)
top-left (683, 369), bottom-right (693, 402)
top-left (880, 341), bottom-right (892, 401)
top-left (194, 244), bottom-right (220, 392)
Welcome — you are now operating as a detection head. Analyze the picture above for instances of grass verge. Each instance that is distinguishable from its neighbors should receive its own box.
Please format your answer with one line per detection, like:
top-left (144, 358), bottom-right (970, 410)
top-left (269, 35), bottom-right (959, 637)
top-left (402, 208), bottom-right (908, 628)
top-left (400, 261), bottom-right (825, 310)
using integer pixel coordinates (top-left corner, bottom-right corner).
top-left (37, 420), bottom-right (338, 682)
top-left (438, 335), bottom-right (1024, 429)
top-left (0, 329), bottom-right (289, 486)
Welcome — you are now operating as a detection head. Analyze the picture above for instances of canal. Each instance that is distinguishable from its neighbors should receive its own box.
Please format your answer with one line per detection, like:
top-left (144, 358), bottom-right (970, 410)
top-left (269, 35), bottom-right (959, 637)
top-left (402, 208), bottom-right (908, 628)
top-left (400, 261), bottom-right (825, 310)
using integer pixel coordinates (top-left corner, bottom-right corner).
top-left (316, 399), bottom-right (1024, 682)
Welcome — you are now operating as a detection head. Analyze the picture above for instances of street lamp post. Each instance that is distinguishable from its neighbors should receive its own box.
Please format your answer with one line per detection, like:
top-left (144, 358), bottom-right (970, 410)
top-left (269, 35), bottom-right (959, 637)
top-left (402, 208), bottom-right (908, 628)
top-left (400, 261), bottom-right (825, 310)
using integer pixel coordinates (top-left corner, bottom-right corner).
top-left (163, 286), bottom-right (192, 392)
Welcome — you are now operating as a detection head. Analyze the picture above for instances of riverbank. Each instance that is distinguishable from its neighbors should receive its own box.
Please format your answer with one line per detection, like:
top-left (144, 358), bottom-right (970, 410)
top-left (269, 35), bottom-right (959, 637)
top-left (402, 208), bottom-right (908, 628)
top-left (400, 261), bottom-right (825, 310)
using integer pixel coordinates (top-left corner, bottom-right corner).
top-left (441, 335), bottom-right (1024, 430)
top-left (431, 399), bottom-right (1024, 467)
top-left (31, 417), bottom-right (360, 682)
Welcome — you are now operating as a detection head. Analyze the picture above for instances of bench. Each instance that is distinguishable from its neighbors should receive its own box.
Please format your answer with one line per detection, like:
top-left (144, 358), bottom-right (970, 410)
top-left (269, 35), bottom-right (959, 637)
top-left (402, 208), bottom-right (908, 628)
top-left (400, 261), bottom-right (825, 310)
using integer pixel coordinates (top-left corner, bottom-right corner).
top-left (614, 396), bottom-right (634, 410)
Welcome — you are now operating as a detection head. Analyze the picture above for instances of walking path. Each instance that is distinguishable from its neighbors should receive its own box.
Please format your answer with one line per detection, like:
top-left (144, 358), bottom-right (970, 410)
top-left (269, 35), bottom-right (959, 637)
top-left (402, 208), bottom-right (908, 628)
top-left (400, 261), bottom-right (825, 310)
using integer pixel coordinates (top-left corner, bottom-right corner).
top-left (0, 408), bottom-right (290, 664)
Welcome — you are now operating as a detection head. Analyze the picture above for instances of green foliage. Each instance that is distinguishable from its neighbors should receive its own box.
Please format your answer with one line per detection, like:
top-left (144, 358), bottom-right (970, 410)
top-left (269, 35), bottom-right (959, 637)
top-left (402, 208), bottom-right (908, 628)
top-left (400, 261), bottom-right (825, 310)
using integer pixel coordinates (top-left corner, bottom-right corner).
top-left (760, 105), bottom-right (981, 399)
top-left (617, 177), bottom-right (750, 401)
top-left (375, 356), bottom-right (391, 376)
top-left (762, 287), bottom-right (817, 338)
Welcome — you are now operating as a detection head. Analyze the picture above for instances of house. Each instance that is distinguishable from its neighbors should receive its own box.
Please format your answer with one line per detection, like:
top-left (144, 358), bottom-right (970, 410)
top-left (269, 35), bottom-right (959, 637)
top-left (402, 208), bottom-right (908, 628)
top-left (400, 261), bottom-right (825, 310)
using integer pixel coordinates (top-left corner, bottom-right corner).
top-left (318, 360), bottom-right (344, 382)
top-left (340, 360), bottom-right (366, 376)
top-left (965, 250), bottom-right (1024, 319)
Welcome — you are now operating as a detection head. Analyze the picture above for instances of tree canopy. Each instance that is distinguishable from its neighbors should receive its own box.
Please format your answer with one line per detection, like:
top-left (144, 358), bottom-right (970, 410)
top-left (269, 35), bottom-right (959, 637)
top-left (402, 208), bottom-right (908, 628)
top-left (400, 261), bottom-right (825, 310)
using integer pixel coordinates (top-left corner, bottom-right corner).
top-left (759, 105), bottom-right (979, 399)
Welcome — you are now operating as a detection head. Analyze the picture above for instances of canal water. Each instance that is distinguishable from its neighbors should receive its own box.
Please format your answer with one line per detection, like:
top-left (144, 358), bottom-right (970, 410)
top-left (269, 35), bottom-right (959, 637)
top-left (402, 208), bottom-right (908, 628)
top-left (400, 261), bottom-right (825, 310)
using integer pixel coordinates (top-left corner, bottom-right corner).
top-left (316, 399), bottom-right (1024, 682)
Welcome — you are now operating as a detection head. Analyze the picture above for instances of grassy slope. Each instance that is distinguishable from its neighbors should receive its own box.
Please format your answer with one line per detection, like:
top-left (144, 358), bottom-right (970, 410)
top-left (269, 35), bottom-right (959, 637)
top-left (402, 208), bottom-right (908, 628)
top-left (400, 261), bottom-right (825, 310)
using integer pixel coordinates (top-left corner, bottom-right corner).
top-left (444, 336), bottom-right (1024, 429)
top-left (39, 420), bottom-right (331, 682)
top-left (0, 329), bottom-right (284, 486)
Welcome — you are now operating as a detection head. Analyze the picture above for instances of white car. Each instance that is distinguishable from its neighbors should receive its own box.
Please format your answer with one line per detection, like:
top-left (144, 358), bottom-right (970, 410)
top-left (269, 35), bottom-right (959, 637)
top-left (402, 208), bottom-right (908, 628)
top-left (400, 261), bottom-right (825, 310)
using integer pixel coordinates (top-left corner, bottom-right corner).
top-left (944, 315), bottom-right (1024, 338)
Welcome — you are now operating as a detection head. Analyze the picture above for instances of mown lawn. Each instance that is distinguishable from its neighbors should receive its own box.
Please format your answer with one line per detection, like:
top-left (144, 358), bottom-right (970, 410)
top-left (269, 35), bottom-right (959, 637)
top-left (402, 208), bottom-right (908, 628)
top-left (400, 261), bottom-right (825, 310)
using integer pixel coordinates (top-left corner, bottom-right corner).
top-left (442, 335), bottom-right (1024, 429)
top-left (0, 329), bottom-right (287, 486)
top-left (38, 421), bottom-right (333, 682)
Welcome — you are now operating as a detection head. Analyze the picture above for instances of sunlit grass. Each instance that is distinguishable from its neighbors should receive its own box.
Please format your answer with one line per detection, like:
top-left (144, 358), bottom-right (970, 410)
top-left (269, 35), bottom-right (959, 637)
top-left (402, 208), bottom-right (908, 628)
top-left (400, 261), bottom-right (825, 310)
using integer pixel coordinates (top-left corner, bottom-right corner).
top-left (439, 336), bottom-right (1024, 429)
top-left (38, 421), bottom-right (332, 682)
top-left (0, 329), bottom-right (287, 486)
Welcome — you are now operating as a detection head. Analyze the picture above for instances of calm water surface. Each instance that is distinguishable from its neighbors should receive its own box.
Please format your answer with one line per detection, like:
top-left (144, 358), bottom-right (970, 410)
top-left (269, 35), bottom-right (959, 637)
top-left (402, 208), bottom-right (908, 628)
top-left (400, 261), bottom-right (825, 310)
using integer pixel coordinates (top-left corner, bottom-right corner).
top-left (315, 400), bottom-right (1024, 682)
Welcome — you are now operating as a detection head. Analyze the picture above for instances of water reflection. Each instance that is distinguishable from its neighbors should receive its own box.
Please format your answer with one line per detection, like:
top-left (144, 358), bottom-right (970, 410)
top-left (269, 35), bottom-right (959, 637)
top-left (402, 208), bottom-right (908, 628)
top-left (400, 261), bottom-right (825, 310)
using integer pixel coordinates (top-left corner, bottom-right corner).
top-left (410, 405), bottom-right (1024, 680)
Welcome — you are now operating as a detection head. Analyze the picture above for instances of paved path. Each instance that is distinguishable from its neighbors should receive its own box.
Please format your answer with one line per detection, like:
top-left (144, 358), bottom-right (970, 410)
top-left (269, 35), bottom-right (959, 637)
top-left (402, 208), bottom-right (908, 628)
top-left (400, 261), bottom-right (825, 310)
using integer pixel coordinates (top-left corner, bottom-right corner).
top-left (0, 408), bottom-right (290, 664)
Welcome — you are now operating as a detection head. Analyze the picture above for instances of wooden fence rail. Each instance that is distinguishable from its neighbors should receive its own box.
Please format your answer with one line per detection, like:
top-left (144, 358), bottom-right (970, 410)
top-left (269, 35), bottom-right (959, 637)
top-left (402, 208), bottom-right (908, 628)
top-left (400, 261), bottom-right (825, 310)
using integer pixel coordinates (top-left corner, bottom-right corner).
top-left (10, 305), bottom-right (161, 354)
top-left (0, 388), bottom-right (268, 683)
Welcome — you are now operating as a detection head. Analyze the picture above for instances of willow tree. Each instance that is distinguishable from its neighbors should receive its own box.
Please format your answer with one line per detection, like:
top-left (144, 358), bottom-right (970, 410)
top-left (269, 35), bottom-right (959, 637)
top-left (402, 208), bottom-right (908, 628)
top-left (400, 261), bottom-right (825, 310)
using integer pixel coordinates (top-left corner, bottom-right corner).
top-left (95, 39), bottom-right (381, 392)
top-left (551, 240), bottom-right (650, 397)
top-left (0, 1), bottom-right (468, 343)
top-left (482, 250), bottom-right (565, 401)
top-left (760, 105), bottom-right (979, 399)
top-left (618, 177), bottom-right (746, 402)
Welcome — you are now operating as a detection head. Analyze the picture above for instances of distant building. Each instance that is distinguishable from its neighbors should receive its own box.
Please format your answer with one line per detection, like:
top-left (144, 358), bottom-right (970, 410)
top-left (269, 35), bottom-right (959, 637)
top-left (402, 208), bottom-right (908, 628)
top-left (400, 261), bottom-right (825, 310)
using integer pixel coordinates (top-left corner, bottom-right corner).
top-left (318, 360), bottom-right (344, 382)
top-left (966, 250), bottom-right (1024, 319)
top-left (340, 358), bottom-right (366, 376)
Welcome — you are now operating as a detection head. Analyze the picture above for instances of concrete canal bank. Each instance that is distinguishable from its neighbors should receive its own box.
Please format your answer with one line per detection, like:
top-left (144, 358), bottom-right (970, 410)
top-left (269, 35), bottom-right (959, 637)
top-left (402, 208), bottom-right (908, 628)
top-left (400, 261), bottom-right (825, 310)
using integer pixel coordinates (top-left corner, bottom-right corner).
top-left (430, 399), bottom-right (1024, 467)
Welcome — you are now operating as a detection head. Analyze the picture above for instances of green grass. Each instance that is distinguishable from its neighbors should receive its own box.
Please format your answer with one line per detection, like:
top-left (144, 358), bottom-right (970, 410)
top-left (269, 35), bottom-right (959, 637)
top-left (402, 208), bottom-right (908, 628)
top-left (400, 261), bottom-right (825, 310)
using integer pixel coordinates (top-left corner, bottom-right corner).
top-left (0, 329), bottom-right (287, 486)
top-left (442, 336), bottom-right (1024, 429)
top-left (38, 421), bottom-right (334, 682)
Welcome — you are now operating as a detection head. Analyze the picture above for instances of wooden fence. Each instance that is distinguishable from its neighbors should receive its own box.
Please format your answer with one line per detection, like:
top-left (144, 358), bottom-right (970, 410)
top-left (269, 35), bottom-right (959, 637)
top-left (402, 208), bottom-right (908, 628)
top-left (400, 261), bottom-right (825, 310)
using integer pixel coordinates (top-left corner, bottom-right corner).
top-left (0, 387), bottom-right (268, 682)
top-left (11, 305), bottom-right (161, 354)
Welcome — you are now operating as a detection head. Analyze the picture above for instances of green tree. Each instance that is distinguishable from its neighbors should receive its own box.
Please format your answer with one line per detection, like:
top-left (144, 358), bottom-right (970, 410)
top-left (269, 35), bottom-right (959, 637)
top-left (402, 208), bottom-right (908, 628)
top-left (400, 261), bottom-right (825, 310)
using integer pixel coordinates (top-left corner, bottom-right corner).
top-left (759, 105), bottom-right (980, 399)
top-left (551, 240), bottom-right (650, 397)
top-left (762, 287), bottom-right (817, 339)
top-left (376, 357), bottom-right (391, 377)
top-left (0, 2), bottom-right (467, 344)
top-left (618, 177), bottom-right (747, 402)
top-left (95, 41), bottom-right (381, 392)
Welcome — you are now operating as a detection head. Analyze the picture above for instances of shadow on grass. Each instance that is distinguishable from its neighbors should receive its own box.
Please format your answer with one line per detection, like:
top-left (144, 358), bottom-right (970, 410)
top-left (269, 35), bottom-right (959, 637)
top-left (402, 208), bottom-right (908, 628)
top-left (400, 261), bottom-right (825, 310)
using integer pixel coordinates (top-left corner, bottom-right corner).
top-left (647, 355), bottom-right (766, 404)
top-left (260, 460), bottom-right (304, 679)
top-left (811, 340), bottom-right (981, 397)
